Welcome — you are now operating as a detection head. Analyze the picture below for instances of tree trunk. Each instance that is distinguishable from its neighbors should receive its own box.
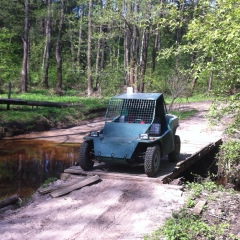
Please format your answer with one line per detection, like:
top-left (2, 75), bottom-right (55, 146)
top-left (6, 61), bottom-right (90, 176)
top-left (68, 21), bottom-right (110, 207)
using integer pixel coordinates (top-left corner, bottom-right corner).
top-left (69, 24), bottom-right (75, 72)
top-left (208, 70), bottom-right (213, 91)
top-left (139, 28), bottom-right (149, 93)
top-left (87, 0), bottom-right (93, 97)
top-left (21, 0), bottom-right (30, 93)
top-left (42, 0), bottom-right (51, 89)
top-left (55, 0), bottom-right (64, 94)
top-left (191, 77), bottom-right (197, 92)
top-left (77, 10), bottom-right (83, 68)
top-left (208, 56), bottom-right (214, 91)
top-left (95, 24), bottom-right (102, 88)
top-left (124, 27), bottom-right (130, 85)
top-left (151, 30), bottom-right (159, 73)
top-left (131, 24), bottom-right (138, 92)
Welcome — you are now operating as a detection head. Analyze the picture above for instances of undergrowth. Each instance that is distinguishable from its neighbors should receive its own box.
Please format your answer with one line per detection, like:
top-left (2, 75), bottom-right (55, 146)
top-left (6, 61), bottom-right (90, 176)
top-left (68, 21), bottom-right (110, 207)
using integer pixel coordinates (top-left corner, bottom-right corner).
top-left (144, 179), bottom-right (239, 240)
top-left (145, 209), bottom-right (228, 240)
top-left (169, 109), bottom-right (198, 120)
top-left (41, 177), bottom-right (58, 188)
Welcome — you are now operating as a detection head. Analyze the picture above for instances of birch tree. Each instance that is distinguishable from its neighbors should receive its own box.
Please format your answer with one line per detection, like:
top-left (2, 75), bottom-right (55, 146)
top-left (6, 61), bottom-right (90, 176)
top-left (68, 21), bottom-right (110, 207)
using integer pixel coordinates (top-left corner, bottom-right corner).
top-left (87, 0), bottom-right (93, 96)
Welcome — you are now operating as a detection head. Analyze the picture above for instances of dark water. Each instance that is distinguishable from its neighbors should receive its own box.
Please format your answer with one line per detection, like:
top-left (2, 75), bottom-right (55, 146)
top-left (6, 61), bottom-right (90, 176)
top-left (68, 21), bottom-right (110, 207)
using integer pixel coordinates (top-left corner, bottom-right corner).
top-left (0, 139), bottom-right (79, 198)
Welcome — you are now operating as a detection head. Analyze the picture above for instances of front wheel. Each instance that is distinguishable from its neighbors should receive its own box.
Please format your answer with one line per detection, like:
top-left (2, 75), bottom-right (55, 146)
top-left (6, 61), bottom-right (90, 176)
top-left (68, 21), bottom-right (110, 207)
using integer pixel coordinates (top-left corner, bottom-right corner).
top-left (144, 145), bottom-right (161, 177)
top-left (168, 135), bottom-right (181, 162)
top-left (79, 141), bottom-right (94, 170)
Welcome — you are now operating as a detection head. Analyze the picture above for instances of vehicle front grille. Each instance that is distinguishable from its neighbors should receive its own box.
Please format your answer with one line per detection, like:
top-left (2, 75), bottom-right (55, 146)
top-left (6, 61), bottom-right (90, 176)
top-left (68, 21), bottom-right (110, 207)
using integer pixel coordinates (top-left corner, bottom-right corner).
top-left (105, 98), bottom-right (155, 124)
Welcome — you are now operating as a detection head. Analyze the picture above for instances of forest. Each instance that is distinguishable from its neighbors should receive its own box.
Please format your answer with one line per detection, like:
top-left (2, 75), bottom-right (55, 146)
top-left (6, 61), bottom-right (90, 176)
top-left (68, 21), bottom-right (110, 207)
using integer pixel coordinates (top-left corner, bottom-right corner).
top-left (0, 0), bottom-right (239, 180)
top-left (0, 0), bottom-right (238, 96)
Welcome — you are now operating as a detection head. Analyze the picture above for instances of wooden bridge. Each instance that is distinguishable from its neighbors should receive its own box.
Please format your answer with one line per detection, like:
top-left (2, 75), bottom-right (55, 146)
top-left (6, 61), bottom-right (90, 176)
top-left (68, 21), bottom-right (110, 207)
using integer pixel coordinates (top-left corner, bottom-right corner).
top-left (5, 101), bottom-right (223, 188)
top-left (63, 139), bottom-right (222, 185)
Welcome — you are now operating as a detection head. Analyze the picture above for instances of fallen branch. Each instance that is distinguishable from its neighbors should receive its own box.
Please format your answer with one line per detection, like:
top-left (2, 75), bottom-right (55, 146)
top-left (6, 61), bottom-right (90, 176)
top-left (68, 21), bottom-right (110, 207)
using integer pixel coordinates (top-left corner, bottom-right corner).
top-left (0, 194), bottom-right (20, 209)
top-left (0, 98), bottom-right (83, 108)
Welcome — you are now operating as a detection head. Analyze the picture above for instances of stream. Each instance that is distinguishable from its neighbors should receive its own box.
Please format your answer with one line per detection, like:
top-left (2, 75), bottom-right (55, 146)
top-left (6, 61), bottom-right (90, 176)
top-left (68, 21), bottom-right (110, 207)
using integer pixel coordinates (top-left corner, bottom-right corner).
top-left (0, 139), bottom-right (79, 198)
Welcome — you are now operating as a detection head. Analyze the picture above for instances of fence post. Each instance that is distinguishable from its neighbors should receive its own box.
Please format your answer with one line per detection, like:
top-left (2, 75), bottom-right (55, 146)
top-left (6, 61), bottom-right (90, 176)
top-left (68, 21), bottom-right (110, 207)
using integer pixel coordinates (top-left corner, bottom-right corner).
top-left (7, 82), bottom-right (11, 110)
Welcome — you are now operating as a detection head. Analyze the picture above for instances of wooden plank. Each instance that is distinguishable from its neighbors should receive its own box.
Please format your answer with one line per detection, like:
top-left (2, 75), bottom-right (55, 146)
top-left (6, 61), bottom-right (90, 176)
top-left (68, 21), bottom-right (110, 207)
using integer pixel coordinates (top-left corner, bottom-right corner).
top-left (95, 173), bottom-right (183, 189)
top-left (38, 185), bottom-right (63, 194)
top-left (38, 179), bottom-right (80, 194)
top-left (88, 172), bottom-right (162, 183)
top-left (0, 194), bottom-right (20, 209)
top-left (162, 139), bottom-right (222, 183)
top-left (50, 175), bottom-right (100, 198)
top-left (191, 200), bottom-right (207, 215)
top-left (64, 167), bottom-right (183, 189)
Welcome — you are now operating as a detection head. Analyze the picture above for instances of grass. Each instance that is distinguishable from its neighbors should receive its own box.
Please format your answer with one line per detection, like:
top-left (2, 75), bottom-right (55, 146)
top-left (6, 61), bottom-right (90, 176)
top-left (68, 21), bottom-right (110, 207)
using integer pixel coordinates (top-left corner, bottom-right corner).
top-left (169, 109), bottom-right (198, 120)
top-left (0, 90), bottom-right (200, 125)
top-left (0, 90), bottom-right (201, 136)
top-left (0, 91), bottom-right (109, 124)
top-left (164, 93), bottom-right (215, 104)
top-left (41, 177), bottom-right (58, 188)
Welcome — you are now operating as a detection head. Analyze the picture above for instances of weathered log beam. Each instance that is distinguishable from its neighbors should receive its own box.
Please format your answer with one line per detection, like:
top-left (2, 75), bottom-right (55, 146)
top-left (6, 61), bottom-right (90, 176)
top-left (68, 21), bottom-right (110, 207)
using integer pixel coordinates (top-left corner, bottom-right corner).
top-left (162, 139), bottom-right (223, 184)
top-left (50, 175), bottom-right (100, 198)
top-left (0, 98), bottom-right (83, 108)
top-left (0, 194), bottom-right (20, 209)
top-left (64, 167), bottom-right (183, 189)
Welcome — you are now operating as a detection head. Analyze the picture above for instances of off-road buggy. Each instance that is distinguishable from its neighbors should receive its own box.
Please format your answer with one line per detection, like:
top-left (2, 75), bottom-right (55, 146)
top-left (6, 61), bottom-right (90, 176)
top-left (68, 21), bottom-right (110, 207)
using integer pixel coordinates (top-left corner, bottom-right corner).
top-left (79, 90), bottom-right (180, 177)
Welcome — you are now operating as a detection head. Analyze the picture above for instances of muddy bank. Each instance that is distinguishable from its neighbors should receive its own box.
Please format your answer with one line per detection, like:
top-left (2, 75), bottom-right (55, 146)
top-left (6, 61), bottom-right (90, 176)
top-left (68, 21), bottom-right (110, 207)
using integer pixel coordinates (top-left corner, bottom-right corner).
top-left (0, 108), bottom-right (105, 139)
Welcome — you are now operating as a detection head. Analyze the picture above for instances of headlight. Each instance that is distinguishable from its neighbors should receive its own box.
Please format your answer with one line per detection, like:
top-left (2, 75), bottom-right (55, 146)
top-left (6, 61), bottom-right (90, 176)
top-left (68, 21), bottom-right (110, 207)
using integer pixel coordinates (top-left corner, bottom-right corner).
top-left (139, 133), bottom-right (149, 140)
top-left (90, 131), bottom-right (99, 137)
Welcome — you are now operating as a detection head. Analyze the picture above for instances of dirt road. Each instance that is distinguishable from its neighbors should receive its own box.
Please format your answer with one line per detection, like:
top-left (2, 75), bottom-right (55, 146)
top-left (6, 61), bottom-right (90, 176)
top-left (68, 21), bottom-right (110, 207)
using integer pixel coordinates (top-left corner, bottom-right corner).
top-left (0, 101), bottom-right (225, 240)
top-left (0, 178), bottom-right (185, 240)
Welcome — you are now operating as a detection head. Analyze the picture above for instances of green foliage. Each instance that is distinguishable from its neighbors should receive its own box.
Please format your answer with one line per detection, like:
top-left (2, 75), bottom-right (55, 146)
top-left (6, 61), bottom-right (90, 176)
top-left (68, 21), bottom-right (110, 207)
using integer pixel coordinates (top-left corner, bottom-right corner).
top-left (144, 209), bottom-right (228, 240)
top-left (185, 180), bottom-right (219, 198)
top-left (219, 140), bottom-right (240, 169)
top-left (185, 198), bottom-right (195, 208)
top-left (185, 0), bottom-right (240, 87)
top-left (217, 140), bottom-right (240, 185)
top-left (207, 94), bottom-right (240, 182)
top-left (169, 109), bottom-right (198, 120)
top-left (181, 0), bottom-right (240, 182)
top-left (96, 64), bottom-right (125, 96)
top-left (0, 28), bottom-right (21, 88)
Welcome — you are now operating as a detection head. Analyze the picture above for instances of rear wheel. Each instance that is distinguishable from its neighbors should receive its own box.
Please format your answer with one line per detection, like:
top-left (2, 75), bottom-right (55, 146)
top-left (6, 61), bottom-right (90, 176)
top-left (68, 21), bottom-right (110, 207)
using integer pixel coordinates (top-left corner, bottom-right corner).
top-left (144, 145), bottom-right (161, 177)
top-left (79, 141), bottom-right (94, 170)
top-left (168, 135), bottom-right (181, 162)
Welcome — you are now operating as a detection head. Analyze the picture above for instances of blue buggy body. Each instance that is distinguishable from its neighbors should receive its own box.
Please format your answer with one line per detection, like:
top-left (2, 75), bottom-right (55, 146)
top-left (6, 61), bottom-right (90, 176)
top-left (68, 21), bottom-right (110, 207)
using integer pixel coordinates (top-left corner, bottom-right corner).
top-left (79, 91), bottom-right (180, 177)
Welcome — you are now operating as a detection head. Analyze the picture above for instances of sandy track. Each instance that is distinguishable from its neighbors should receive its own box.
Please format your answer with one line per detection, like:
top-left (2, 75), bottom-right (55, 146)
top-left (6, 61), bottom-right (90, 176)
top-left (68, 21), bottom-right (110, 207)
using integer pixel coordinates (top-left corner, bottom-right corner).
top-left (0, 178), bottom-right (185, 240)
